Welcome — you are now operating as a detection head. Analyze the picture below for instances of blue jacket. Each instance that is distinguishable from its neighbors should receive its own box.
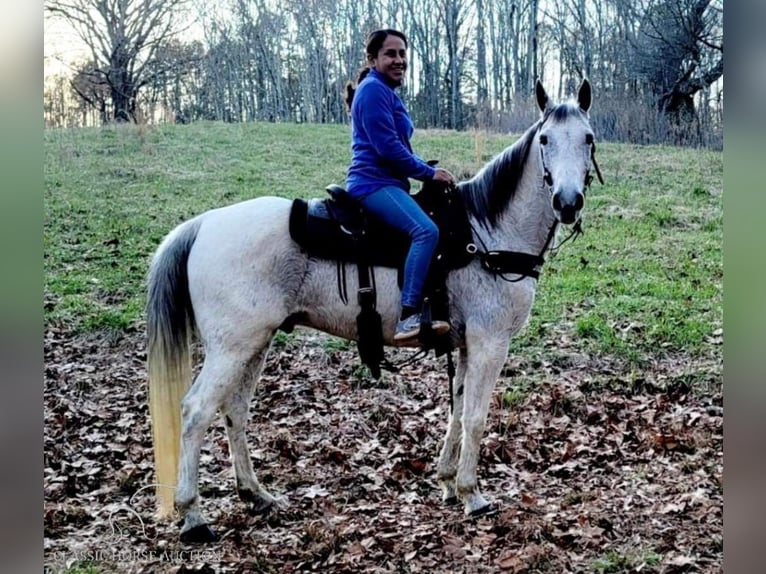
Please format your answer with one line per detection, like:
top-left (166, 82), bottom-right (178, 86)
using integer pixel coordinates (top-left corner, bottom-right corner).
top-left (346, 69), bottom-right (436, 198)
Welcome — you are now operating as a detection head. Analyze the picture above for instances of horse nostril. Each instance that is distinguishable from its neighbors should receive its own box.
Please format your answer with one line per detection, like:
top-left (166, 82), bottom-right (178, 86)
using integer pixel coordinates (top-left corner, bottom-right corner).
top-left (552, 194), bottom-right (562, 211)
top-left (574, 193), bottom-right (584, 211)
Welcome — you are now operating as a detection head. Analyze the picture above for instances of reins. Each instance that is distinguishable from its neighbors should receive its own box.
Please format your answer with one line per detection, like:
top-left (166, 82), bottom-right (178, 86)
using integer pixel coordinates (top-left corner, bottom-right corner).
top-left (591, 142), bottom-right (605, 185)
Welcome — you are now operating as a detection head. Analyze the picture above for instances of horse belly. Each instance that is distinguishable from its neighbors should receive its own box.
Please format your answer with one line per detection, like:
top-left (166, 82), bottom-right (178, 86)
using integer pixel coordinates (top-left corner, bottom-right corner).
top-left (295, 262), bottom-right (402, 342)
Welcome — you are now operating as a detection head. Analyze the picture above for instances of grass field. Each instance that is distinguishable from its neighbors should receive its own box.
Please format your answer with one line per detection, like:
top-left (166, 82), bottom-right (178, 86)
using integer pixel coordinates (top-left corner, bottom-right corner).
top-left (44, 121), bottom-right (722, 375)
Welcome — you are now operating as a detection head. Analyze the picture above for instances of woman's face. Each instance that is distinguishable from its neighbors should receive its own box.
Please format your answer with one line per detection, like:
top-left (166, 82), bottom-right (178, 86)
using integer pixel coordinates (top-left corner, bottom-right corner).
top-left (370, 35), bottom-right (407, 86)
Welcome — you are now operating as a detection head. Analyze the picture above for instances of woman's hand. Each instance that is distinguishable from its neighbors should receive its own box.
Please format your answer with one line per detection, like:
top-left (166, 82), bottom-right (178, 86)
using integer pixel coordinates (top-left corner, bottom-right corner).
top-left (432, 167), bottom-right (456, 185)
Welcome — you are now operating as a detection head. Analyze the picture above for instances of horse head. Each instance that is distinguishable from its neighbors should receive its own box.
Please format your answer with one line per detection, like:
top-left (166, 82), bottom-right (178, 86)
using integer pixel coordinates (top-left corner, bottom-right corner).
top-left (535, 79), bottom-right (599, 225)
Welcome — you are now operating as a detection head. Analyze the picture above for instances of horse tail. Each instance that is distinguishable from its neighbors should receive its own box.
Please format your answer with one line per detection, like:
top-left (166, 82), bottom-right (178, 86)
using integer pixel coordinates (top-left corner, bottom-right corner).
top-left (146, 217), bottom-right (202, 518)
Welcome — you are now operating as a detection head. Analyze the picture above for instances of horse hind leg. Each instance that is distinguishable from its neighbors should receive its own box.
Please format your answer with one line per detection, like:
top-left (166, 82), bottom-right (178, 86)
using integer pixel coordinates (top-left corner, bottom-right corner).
top-left (436, 347), bottom-right (468, 505)
top-left (456, 335), bottom-right (508, 516)
top-left (175, 342), bottom-right (269, 543)
top-left (221, 341), bottom-right (286, 515)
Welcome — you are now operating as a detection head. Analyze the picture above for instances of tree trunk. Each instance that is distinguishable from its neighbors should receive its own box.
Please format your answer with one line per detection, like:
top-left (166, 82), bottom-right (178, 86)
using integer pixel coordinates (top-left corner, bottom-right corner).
top-left (526, 0), bottom-right (539, 95)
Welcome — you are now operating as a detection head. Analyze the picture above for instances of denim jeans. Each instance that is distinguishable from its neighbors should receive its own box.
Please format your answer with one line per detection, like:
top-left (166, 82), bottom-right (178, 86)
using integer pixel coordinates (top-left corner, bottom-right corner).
top-left (359, 185), bottom-right (439, 309)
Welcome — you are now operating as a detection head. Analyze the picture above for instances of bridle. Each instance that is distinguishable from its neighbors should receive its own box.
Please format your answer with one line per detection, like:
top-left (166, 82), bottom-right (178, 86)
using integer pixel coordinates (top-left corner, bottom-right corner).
top-left (467, 123), bottom-right (604, 283)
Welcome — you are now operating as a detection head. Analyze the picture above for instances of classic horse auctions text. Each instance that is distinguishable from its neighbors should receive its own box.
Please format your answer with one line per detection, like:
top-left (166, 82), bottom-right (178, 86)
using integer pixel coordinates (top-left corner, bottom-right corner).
top-left (46, 547), bottom-right (228, 568)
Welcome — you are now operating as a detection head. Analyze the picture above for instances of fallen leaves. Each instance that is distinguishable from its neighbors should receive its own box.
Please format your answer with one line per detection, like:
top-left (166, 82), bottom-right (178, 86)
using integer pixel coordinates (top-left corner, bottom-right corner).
top-left (44, 328), bottom-right (722, 573)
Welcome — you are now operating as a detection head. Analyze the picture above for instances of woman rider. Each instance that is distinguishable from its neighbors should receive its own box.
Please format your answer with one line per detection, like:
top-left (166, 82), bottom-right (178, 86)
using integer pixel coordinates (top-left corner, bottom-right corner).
top-left (345, 28), bottom-right (455, 342)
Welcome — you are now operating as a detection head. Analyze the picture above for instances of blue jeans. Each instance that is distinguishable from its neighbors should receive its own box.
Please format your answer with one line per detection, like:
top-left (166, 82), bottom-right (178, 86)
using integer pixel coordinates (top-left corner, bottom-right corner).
top-left (359, 186), bottom-right (439, 309)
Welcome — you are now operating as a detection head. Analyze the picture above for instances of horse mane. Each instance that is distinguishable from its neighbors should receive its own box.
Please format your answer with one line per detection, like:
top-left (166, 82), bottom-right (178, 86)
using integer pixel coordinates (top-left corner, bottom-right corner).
top-left (459, 102), bottom-right (582, 229)
top-left (458, 120), bottom-right (541, 229)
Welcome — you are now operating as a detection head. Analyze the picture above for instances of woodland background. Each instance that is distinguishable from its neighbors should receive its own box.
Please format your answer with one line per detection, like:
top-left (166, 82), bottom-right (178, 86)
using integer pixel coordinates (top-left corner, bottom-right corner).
top-left (44, 0), bottom-right (723, 147)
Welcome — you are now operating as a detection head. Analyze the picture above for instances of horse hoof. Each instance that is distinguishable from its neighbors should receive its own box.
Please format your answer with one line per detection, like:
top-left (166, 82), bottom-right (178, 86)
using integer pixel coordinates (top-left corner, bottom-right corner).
top-left (240, 488), bottom-right (286, 515)
top-left (469, 503), bottom-right (497, 518)
top-left (180, 524), bottom-right (218, 544)
top-left (249, 501), bottom-right (274, 516)
top-left (443, 496), bottom-right (459, 506)
top-left (250, 496), bottom-right (287, 516)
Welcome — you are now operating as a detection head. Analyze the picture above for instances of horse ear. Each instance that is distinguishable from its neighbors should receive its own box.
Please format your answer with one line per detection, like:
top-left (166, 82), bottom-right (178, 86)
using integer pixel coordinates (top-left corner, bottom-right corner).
top-left (535, 80), bottom-right (550, 113)
top-left (578, 79), bottom-right (592, 112)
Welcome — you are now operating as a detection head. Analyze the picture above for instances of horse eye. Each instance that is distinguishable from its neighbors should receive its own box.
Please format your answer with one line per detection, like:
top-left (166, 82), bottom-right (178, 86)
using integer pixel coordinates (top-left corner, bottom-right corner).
top-left (585, 134), bottom-right (594, 145)
top-left (539, 134), bottom-right (548, 145)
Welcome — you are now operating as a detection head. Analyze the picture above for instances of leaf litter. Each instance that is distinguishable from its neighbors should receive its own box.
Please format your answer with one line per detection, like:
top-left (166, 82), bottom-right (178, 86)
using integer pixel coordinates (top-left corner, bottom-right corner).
top-left (44, 326), bottom-right (721, 573)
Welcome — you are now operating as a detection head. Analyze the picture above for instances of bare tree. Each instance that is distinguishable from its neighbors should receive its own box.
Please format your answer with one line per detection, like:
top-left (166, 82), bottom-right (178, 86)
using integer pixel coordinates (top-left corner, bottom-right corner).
top-left (43, 0), bottom-right (722, 145)
top-left (45, 0), bottom-right (192, 122)
top-left (404, 0), bottom-right (443, 127)
top-left (491, 1), bottom-right (538, 106)
top-left (633, 0), bottom-right (723, 124)
top-left (69, 61), bottom-right (111, 124)
top-left (44, 73), bottom-right (97, 127)
top-left (474, 0), bottom-right (487, 100)
top-left (525, 0), bottom-right (540, 95)
top-left (141, 39), bottom-right (205, 123)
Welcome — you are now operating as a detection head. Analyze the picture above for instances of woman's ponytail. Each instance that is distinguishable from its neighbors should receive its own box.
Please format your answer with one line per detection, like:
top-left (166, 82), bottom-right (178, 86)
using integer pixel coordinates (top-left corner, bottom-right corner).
top-left (344, 68), bottom-right (371, 112)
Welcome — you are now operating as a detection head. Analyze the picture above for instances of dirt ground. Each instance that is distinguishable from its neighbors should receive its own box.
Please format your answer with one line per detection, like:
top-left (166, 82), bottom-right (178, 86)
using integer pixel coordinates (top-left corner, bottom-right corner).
top-left (44, 327), bottom-right (722, 573)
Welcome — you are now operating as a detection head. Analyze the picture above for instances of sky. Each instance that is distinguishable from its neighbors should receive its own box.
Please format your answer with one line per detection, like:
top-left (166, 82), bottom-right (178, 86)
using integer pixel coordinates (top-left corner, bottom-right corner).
top-left (44, 16), bottom-right (89, 78)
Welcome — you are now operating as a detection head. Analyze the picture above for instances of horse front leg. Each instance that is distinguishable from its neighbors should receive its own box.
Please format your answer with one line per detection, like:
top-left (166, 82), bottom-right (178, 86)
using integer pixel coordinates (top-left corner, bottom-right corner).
top-left (456, 333), bottom-right (508, 516)
top-left (221, 345), bottom-right (286, 515)
top-left (436, 347), bottom-right (467, 505)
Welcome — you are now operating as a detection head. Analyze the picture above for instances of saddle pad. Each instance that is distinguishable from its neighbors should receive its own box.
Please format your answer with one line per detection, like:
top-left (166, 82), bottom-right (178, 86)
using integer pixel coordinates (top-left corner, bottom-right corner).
top-left (289, 197), bottom-right (408, 267)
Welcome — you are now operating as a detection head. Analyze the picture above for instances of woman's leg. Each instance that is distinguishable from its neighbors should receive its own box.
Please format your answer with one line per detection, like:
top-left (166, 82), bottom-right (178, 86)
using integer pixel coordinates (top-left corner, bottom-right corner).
top-left (359, 186), bottom-right (438, 309)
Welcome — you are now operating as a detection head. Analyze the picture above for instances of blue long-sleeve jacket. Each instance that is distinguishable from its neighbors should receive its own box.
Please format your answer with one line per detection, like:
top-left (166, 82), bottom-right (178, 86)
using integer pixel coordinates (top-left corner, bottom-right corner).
top-left (346, 69), bottom-right (436, 198)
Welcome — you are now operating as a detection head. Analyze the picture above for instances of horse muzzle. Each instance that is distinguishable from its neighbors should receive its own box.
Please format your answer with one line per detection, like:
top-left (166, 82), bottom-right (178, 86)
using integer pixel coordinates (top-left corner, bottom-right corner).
top-left (552, 187), bottom-right (584, 225)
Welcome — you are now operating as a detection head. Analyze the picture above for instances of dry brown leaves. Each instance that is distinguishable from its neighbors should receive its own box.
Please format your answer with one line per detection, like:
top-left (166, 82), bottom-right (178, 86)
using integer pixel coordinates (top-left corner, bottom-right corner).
top-left (44, 328), bottom-right (721, 573)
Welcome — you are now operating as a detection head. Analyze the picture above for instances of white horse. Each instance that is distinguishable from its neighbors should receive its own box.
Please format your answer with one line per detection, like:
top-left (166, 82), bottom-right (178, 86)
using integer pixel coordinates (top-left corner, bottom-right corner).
top-left (147, 80), bottom-right (600, 542)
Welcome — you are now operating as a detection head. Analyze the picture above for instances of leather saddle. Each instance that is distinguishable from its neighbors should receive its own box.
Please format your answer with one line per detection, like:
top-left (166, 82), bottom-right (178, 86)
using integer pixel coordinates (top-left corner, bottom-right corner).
top-left (288, 179), bottom-right (474, 274)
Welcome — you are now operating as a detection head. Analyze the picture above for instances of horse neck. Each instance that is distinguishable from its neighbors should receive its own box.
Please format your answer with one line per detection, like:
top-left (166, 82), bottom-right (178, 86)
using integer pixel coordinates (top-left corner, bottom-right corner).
top-left (481, 141), bottom-right (559, 254)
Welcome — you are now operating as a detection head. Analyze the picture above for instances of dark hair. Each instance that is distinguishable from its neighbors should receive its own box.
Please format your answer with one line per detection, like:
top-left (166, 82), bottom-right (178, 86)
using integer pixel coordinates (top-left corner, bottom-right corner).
top-left (344, 29), bottom-right (409, 111)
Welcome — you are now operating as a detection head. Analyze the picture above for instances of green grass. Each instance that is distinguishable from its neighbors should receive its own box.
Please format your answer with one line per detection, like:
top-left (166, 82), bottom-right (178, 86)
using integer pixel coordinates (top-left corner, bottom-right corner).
top-left (502, 386), bottom-right (529, 408)
top-left (50, 562), bottom-right (102, 574)
top-left (44, 122), bottom-right (722, 369)
top-left (593, 549), bottom-right (662, 573)
top-left (321, 337), bottom-right (354, 353)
